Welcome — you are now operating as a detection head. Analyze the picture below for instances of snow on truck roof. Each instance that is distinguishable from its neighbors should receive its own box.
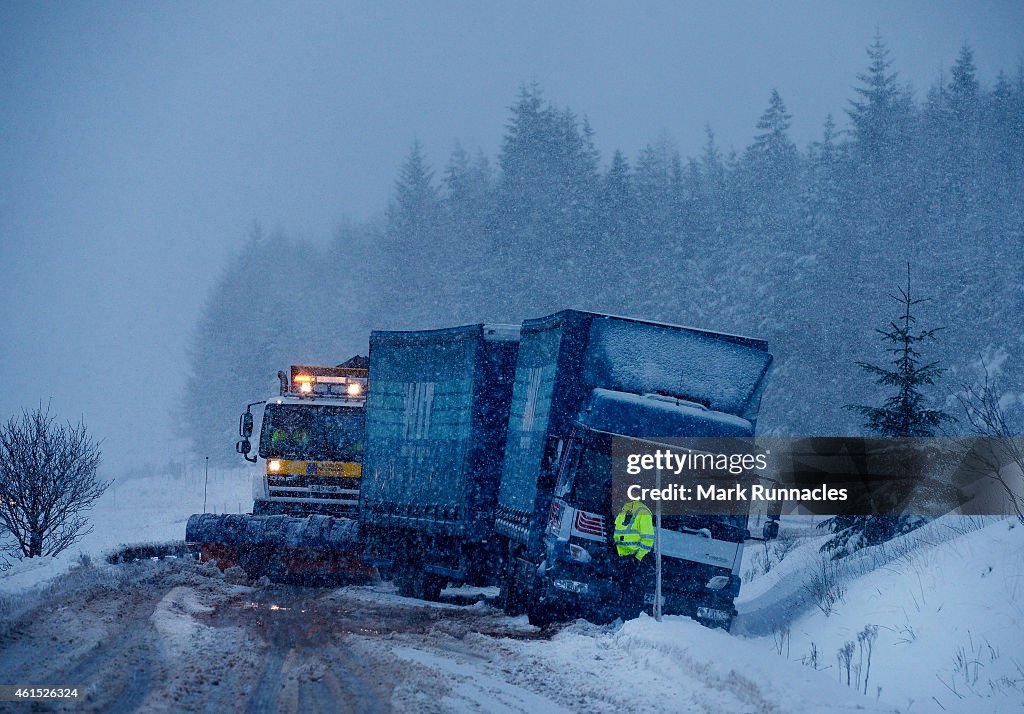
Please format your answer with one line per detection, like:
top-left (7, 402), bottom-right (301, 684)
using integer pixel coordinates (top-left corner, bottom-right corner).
top-left (582, 388), bottom-right (754, 439)
top-left (522, 309), bottom-right (769, 350)
top-left (370, 322), bottom-right (521, 345)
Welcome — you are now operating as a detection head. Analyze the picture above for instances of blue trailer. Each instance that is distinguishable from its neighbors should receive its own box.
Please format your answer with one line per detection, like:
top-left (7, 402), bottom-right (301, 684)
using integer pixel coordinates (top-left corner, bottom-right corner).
top-left (359, 323), bottom-right (520, 600)
top-left (493, 310), bottom-right (773, 627)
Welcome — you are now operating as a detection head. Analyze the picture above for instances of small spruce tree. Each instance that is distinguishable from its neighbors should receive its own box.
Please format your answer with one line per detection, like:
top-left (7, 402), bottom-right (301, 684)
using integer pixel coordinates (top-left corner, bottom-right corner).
top-left (820, 265), bottom-right (953, 555)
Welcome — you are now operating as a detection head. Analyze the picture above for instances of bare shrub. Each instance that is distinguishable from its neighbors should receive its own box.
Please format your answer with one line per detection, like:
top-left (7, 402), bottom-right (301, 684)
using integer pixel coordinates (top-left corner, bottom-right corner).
top-left (772, 622), bottom-right (791, 657)
top-left (803, 557), bottom-right (846, 616)
top-left (801, 641), bottom-right (825, 670)
top-left (954, 360), bottom-right (1024, 525)
top-left (772, 529), bottom-right (799, 561)
top-left (0, 405), bottom-right (108, 558)
top-left (838, 640), bottom-right (855, 687)
top-left (858, 624), bottom-right (879, 694)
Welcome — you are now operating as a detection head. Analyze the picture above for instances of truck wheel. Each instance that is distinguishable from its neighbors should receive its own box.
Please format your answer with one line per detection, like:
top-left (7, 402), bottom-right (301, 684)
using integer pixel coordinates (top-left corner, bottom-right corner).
top-left (421, 574), bottom-right (445, 602)
top-left (498, 549), bottom-right (527, 616)
top-left (526, 599), bottom-right (552, 627)
top-left (499, 572), bottom-right (527, 616)
top-left (525, 583), bottom-right (553, 627)
top-left (393, 563), bottom-right (420, 598)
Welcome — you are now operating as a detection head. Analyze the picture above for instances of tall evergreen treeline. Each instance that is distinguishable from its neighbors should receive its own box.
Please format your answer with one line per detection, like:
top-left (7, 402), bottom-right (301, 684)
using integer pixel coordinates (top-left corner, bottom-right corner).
top-left (184, 38), bottom-right (1024, 461)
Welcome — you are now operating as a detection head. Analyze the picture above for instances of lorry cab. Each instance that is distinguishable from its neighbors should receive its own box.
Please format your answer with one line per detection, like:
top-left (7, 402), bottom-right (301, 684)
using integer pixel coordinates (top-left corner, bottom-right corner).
top-left (238, 361), bottom-right (368, 517)
top-left (536, 388), bottom-right (770, 628)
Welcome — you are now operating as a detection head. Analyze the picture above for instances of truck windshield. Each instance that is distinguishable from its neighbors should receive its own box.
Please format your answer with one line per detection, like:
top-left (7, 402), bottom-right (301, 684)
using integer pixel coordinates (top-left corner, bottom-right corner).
top-left (661, 514), bottom-right (748, 543)
top-left (569, 441), bottom-right (612, 513)
top-left (258, 404), bottom-right (365, 462)
top-left (565, 433), bottom-right (750, 543)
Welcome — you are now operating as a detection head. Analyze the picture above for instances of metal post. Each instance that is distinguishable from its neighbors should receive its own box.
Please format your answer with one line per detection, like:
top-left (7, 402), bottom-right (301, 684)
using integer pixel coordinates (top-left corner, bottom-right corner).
top-left (655, 466), bottom-right (662, 622)
top-left (203, 456), bottom-right (209, 513)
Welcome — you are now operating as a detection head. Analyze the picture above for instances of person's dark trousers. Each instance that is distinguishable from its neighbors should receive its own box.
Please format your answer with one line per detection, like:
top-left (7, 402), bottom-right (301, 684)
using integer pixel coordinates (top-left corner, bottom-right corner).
top-left (618, 557), bottom-right (654, 619)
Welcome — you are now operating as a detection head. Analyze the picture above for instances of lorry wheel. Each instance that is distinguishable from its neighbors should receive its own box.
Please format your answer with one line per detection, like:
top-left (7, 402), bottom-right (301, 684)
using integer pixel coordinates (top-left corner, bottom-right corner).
top-left (394, 564), bottom-right (420, 598)
top-left (421, 574), bottom-right (445, 602)
top-left (498, 550), bottom-right (527, 616)
top-left (526, 599), bottom-right (553, 627)
top-left (525, 584), bottom-right (553, 627)
top-left (499, 572), bottom-right (527, 616)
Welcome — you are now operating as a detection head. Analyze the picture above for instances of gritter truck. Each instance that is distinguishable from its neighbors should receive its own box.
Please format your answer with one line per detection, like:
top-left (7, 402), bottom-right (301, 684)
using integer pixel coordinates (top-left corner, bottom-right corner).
top-left (236, 358), bottom-right (369, 517)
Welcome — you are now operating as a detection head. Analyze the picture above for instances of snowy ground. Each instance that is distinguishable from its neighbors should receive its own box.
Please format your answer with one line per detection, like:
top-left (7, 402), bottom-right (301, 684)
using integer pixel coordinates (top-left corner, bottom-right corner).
top-left (0, 464), bottom-right (252, 593)
top-left (735, 516), bottom-right (1024, 713)
top-left (1, 468), bottom-right (1021, 712)
top-left (0, 560), bottom-right (879, 713)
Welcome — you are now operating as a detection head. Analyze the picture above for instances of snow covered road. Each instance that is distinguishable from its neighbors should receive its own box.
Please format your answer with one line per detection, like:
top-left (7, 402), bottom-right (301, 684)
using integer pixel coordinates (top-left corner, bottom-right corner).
top-left (0, 557), bottom-right (884, 713)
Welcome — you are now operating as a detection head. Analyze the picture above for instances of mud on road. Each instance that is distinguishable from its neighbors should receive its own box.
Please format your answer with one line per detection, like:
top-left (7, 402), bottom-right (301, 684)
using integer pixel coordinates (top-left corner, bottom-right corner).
top-left (0, 559), bottom-right (560, 713)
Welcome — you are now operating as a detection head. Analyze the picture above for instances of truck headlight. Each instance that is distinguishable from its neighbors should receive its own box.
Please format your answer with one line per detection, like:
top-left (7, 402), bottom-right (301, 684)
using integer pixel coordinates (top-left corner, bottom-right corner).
top-left (347, 382), bottom-right (362, 397)
top-left (568, 544), bottom-right (592, 563)
top-left (268, 459), bottom-right (282, 472)
top-left (706, 575), bottom-right (730, 590)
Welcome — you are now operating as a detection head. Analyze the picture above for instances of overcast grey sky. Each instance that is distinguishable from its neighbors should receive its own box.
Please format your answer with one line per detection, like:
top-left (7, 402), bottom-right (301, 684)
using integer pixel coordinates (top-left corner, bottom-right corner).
top-left (1, 2), bottom-right (1021, 472)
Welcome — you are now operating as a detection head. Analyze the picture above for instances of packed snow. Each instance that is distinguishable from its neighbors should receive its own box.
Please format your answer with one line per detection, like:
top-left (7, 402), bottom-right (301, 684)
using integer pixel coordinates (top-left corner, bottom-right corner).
top-left (2, 466), bottom-right (1021, 712)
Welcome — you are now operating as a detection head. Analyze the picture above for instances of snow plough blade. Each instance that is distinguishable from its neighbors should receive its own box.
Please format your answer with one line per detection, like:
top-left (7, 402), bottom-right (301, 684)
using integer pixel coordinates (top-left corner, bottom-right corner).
top-left (185, 513), bottom-right (375, 586)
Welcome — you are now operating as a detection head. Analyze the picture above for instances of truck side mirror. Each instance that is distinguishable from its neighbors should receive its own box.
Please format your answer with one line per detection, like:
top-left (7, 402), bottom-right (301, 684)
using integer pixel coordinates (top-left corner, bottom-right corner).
top-left (239, 411), bottom-right (254, 438)
top-left (763, 519), bottom-right (779, 540)
top-left (236, 438), bottom-right (252, 455)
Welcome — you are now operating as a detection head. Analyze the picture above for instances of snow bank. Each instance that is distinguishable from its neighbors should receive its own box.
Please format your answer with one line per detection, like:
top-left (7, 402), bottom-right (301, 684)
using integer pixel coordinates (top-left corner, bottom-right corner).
top-left (738, 516), bottom-right (1024, 713)
top-left (535, 614), bottom-right (882, 713)
top-left (1, 467), bottom-right (251, 595)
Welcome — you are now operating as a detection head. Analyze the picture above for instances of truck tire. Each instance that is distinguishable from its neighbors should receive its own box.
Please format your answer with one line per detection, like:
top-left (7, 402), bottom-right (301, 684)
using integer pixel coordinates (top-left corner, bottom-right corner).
top-left (499, 570), bottom-right (527, 616)
top-left (526, 597), bottom-right (553, 627)
top-left (393, 562), bottom-right (421, 598)
top-left (421, 574), bottom-right (445, 602)
top-left (395, 567), bottom-right (445, 601)
top-left (525, 581), bottom-right (553, 627)
top-left (498, 548), bottom-right (528, 616)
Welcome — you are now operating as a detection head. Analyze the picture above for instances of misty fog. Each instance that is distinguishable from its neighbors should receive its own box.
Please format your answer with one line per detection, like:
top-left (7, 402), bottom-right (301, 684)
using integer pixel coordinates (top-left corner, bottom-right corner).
top-left (1, 2), bottom-right (1021, 476)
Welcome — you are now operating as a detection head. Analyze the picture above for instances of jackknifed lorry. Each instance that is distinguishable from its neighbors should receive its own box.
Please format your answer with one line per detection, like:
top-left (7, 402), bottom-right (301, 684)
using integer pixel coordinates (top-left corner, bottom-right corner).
top-left (188, 309), bottom-right (775, 628)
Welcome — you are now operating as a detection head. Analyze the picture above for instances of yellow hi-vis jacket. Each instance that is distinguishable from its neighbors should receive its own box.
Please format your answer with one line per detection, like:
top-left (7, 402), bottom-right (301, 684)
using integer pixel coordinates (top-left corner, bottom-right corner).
top-left (613, 500), bottom-right (655, 560)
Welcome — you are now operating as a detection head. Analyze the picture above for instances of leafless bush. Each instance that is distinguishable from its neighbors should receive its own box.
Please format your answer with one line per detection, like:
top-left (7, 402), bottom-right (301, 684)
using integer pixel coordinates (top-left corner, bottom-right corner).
top-left (954, 362), bottom-right (1024, 525)
top-left (772, 529), bottom-right (799, 561)
top-left (838, 640), bottom-right (855, 687)
top-left (771, 622), bottom-right (791, 657)
top-left (803, 557), bottom-right (846, 616)
top-left (801, 641), bottom-right (826, 670)
top-left (758, 540), bottom-right (774, 574)
top-left (858, 624), bottom-right (879, 694)
top-left (747, 530), bottom-right (801, 581)
top-left (0, 405), bottom-right (109, 558)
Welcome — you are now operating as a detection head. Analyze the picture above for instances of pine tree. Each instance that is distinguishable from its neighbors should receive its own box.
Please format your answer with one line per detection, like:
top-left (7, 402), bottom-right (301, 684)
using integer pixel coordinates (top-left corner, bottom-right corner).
top-left (494, 84), bottom-right (602, 314)
top-left (948, 44), bottom-right (980, 126)
top-left (847, 33), bottom-right (911, 161)
top-left (634, 135), bottom-right (680, 242)
top-left (820, 266), bottom-right (953, 555)
top-left (598, 149), bottom-right (637, 243)
top-left (846, 266), bottom-right (952, 437)
top-left (748, 89), bottom-right (798, 177)
top-left (389, 140), bottom-right (441, 240)
top-left (384, 140), bottom-right (445, 325)
top-left (801, 114), bottom-right (842, 239)
top-left (443, 144), bottom-right (496, 320)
